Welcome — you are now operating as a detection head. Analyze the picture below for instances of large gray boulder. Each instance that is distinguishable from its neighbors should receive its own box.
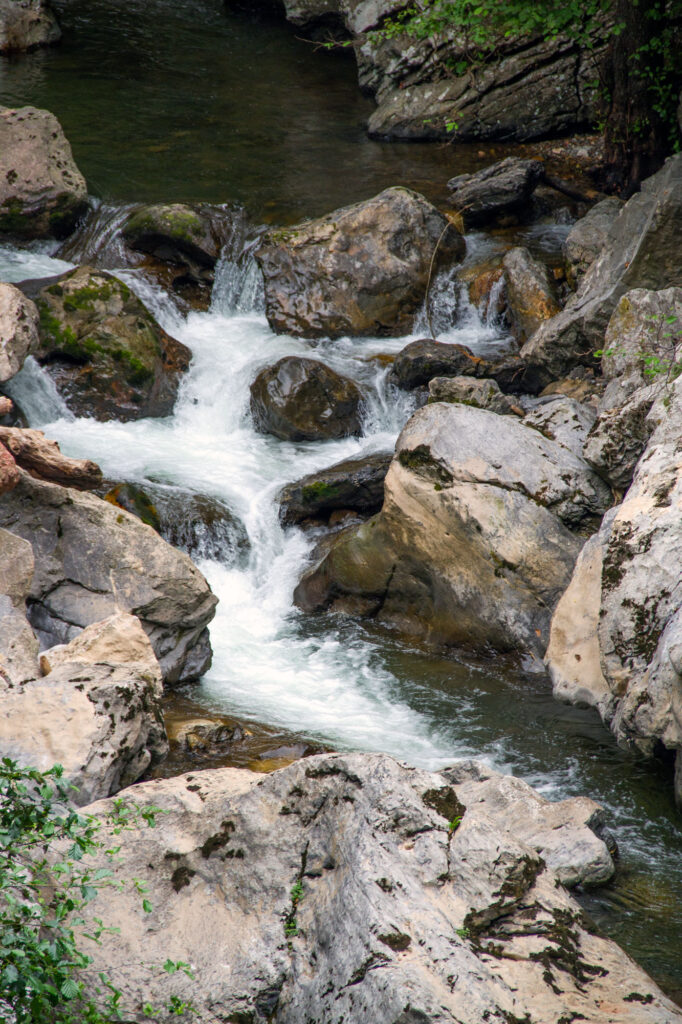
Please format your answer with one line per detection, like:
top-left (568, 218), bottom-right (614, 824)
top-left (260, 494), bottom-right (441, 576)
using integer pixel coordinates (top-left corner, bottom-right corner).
top-left (255, 187), bottom-right (464, 338)
top-left (0, 527), bottom-right (39, 686)
top-left (563, 196), bottom-right (623, 289)
top-left (0, 613), bottom-right (168, 806)
top-left (0, 471), bottom-right (218, 684)
top-left (0, 106), bottom-right (88, 239)
top-left (0, 282), bottom-right (40, 384)
top-left (69, 752), bottom-right (680, 1024)
top-left (521, 153), bottom-right (682, 384)
top-left (0, 0), bottom-right (60, 53)
top-left (250, 357), bottom-right (363, 441)
top-left (295, 402), bottom-right (610, 656)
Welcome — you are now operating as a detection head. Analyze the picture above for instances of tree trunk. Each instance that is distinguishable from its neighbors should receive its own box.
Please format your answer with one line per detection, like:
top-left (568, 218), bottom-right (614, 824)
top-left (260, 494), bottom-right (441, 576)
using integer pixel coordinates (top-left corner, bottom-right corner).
top-left (602, 0), bottom-right (680, 194)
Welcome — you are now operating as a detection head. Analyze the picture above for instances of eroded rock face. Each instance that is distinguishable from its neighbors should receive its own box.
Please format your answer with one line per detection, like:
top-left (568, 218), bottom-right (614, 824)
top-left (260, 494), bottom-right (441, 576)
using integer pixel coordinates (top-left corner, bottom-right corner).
top-left (71, 753), bottom-right (680, 1024)
top-left (563, 196), bottom-right (623, 289)
top-left (0, 527), bottom-right (38, 686)
top-left (295, 403), bottom-right (610, 655)
top-left (502, 246), bottom-right (560, 344)
top-left (0, 471), bottom-right (218, 684)
top-left (279, 452), bottom-right (391, 525)
top-left (33, 266), bottom-right (191, 421)
top-left (521, 153), bottom-right (682, 383)
top-left (0, 613), bottom-right (168, 805)
top-left (448, 158), bottom-right (545, 229)
top-left (250, 356), bottom-right (363, 441)
top-left (0, 443), bottom-right (19, 497)
top-left (256, 188), bottom-right (465, 338)
top-left (0, 282), bottom-right (39, 384)
top-left (0, 426), bottom-right (102, 489)
top-left (0, 0), bottom-right (60, 53)
top-left (0, 106), bottom-right (87, 239)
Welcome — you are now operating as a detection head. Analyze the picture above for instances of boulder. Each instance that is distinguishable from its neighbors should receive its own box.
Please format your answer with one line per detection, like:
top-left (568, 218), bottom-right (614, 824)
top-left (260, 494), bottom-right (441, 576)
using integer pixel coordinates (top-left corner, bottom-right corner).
top-left (448, 158), bottom-right (545, 229)
top-left (523, 396), bottom-right (597, 460)
top-left (32, 266), bottom-right (191, 421)
top-left (0, 0), bottom-right (60, 52)
top-left (0, 443), bottom-right (19, 496)
top-left (295, 403), bottom-right (610, 655)
top-left (502, 246), bottom-right (560, 344)
top-left (255, 187), bottom-right (465, 338)
top-left (0, 471), bottom-right (218, 685)
top-left (70, 752), bottom-right (680, 1024)
top-left (0, 426), bottom-right (103, 489)
top-left (389, 339), bottom-right (483, 390)
top-left (250, 356), bottom-right (362, 441)
top-left (427, 376), bottom-right (519, 416)
top-left (279, 452), bottom-right (391, 525)
top-left (563, 196), bottom-right (623, 289)
top-left (521, 153), bottom-right (682, 384)
top-left (0, 613), bottom-right (168, 806)
top-left (121, 203), bottom-right (224, 293)
top-left (0, 527), bottom-right (39, 686)
top-left (0, 282), bottom-right (39, 384)
top-left (0, 106), bottom-right (87, 239)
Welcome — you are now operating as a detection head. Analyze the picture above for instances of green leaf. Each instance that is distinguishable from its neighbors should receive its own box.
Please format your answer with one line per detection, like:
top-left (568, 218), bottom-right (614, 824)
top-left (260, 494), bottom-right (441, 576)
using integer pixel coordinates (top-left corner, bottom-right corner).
top-left (60, 977), bottom-right (80, 999)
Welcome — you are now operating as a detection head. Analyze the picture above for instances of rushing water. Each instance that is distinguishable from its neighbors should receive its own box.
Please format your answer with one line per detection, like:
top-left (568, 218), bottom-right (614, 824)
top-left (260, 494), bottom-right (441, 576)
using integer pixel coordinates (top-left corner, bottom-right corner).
top-left (1, 0), bottom-right (681, 1003)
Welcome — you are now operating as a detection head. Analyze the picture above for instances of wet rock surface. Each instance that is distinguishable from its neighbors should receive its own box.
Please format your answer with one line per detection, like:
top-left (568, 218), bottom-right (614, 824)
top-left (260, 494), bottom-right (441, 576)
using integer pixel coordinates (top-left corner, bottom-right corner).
top-left (71, 752), bottom-right (680, 1024)
top-left (0, 0), bottom-right (60, 52)
top-left (448, 157), bottom-right (545, 228)
top-left (31, 266), bottom-right (192, 421)
top-left (563, 196), bottom-right (623, 289)
top-left (251, 356), bottom-right (363, 441)
top-left (502, 245), bottom-right (560, 344)
top-left (389, 339), bottom-right (483, 389)
top-left (256, 187), bottom-right (464, 338)
top-left (0, 106), bottom-right (87, 238)
top-left (279, 452), bottom-right (391, 525)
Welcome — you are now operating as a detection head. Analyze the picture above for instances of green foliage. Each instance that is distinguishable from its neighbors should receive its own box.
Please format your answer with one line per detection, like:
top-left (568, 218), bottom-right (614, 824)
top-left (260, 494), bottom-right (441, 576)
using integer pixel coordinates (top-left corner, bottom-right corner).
top-left (284, 879), bottom-right (305, 939)
top-left (0, 759), bottom-right (187, 1024)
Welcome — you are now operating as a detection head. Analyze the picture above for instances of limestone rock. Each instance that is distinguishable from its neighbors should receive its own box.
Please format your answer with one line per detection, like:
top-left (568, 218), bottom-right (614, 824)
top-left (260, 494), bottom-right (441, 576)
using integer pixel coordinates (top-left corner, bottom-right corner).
top-left (0, 106), bottom-right (87, 239)
top-left (502, 246), bottom-right (560, 344)
top-left (448, 158), bottom-right (545, 229)
top-left (32, 266), bottom-right (191, 421)
top-left (295, 403), bottom-right (610, 655)
top-left (0, 0), bottom-right (60, 52)
top-left (0, 443), bottom-right (19, 496)
top-left (0, 527), bottom-right (38, 686)
top-left (250, 356), bottom-right (362, 441)
top-left (279, 452), bottom-right (391, 525)
top-left (0, 282), bottom-right (39, 383)
top-left (256, 187), bottom-right (465, 338)
top-left (563, 196), bottom-right (623, 289)
top-left (71, 753), bottom-right (678, 1024)
top-left (389, 339), bottom-right (482, 390)
top-left (0, 613), bottom-right (168, 805)
top-left (0, 426), bottom-right (102, 488)
top-left (0, 471), bottom-right (218, 684)
top-left (427, 375), bottom-right (518, 415)
top-left (523, 396), bottom-right (597, 460)
top-left (521, 153), bottom-right (682, 383)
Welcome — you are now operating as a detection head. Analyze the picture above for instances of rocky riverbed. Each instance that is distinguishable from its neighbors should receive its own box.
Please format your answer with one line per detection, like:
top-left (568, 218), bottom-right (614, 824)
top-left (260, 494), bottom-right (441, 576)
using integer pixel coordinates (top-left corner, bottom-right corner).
top-left (1, 0), bottom-right (681, 1017)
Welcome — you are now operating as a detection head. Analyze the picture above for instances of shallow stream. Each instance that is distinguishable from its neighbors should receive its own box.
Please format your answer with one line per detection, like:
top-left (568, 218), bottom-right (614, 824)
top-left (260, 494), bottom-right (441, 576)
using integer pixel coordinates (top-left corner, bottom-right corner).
top-left (1, 0), bottom-right (680, 1001)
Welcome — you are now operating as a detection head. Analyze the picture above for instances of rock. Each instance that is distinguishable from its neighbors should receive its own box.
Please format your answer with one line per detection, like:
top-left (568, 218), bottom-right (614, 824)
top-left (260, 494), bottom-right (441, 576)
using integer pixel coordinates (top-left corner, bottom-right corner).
top-left (32, 266), bottom-right (191, 421)
top-left (71, 752), bottom-right (680, 1023)
top-left (502, 246), bottom-right (560, 344)
top-left (583, 288), bottom-right (682, 490)
top-left (170, 719), bottom-right (246, 753)
top-left (427, 376), bottom-right (519, 416)
top-left (250, 356), bottom-right (362, 441)
top-left (0, 106), bottom-right (88, 239)
top-left (295, 403), bottom-right (610, 655)
top-left (485, 355), bottom-right (548, 396)
top-left (464, 262), bottom-right (505, 314)
top-left (523, 396), bottom-right (597, 460)
top-left (563, 197), bottom-right (623, 289)
top-left (0, 282), bottom-right (39, 383)
top-left (256, 187), bottom-right (465, 338)
top-left (521, 153), bottom-right (682, 384)
top-left (0, 0), bottom-right (60, 52)
top-left (540, 376), bottom-right (602, 404)
top-left (0, 471), bottom-right (218, 685)
top-left (0, 442), bottom-right (19, 496)
top-left (0, 426), bottom-right (103, 488)
top-left (279, 452), bottom-right (391, 525)
top-left (447, 158), bottom-right (545, 229)
top-left (121, 203), bottom-right (224, 293)
top-left (0, 528), bottom-right (39, 686)
top-left (389, 339), bottom-right (483, 390)
top-left (0, 613), bottom-right (168, 805)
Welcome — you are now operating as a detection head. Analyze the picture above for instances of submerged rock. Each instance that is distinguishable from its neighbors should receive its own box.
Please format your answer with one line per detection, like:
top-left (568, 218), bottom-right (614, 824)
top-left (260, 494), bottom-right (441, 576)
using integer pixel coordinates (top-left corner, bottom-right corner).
top-left (0, 0), bottom-right (60, 52)
top-left (0, 471), bottom-right (218, 685)
top-left (70, 752), bottom-right (680, 1023)
top-left (0, 282), bottom-right (39, 384)
top-left (32, 266), bottom-right (191, 421)
top-left (295, 402), bottom-right (610, 656)
top-left (279, 452), bottom-right (391, 525)
top-left (250, 356), bottom-right (363, 441)
top-left (0, 106), bottom-right (87, 239)
top-left (448, 158), bottom-right (545, 229)
top-left (256, 187), bottom-right (464, 338)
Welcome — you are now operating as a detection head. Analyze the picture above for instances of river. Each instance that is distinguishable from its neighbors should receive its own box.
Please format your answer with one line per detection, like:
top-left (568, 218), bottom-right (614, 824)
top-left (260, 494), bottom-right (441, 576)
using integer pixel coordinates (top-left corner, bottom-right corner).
top-left (1, 0), bottom-right (680, 1002)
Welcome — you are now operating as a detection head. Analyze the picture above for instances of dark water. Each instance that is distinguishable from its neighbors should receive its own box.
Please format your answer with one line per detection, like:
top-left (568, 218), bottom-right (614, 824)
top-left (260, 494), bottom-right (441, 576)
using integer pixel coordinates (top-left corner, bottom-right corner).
top-left (1, 0), bottom-right (680, 1005)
